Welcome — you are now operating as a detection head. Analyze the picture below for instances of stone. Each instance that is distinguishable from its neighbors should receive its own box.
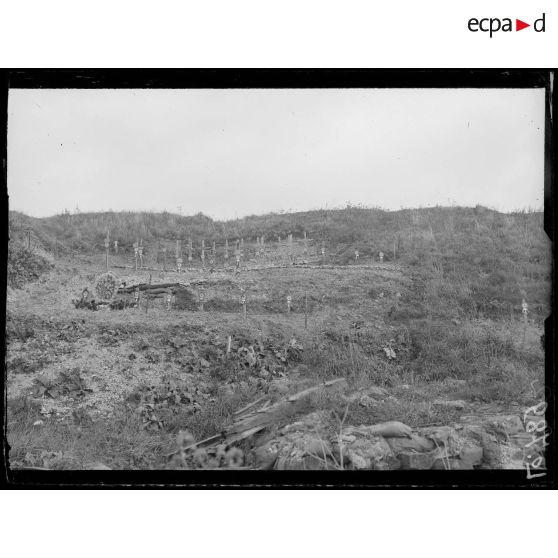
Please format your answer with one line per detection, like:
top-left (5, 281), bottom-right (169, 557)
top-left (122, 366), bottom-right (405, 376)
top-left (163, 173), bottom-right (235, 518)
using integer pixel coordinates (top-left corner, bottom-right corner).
top-left (255, 419), bottom-right (334, 470)
top-left (367, 421), bottom-right (413, 438)
top-left (420, 426), bottom-right (456, 447)
top-left (386, 434), bottom-right (435, 456)
top-left (398, 450), bottom-right (437, 470)
top-left (334, 426), bottom-right (400, 470)
top-left (459, 445), bottom-right (484, 467)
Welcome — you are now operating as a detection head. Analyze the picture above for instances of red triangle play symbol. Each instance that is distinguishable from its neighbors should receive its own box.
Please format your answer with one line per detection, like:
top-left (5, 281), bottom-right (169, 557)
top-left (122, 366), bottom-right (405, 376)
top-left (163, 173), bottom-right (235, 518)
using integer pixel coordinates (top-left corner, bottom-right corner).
top-left (516, 19), bottom-right (530, 31)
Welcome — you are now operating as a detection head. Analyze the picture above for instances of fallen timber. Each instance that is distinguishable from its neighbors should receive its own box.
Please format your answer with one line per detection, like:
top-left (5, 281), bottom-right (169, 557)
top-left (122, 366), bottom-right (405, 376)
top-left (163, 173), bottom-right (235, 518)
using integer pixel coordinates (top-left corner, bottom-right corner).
top-left (166, 378), bottom-right (347, 459)
top-left (117, 281), bottom-right (188, 294)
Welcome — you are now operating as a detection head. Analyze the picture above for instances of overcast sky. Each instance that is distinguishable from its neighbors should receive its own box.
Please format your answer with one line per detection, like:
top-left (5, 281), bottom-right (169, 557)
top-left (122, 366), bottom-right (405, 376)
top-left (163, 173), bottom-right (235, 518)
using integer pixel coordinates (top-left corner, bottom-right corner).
top-left (8, 88), bottom-right (545, 219)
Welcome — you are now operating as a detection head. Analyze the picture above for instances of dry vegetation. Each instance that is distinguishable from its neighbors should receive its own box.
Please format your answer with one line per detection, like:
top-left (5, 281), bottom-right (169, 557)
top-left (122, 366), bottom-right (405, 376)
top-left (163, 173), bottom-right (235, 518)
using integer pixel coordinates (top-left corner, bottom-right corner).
top-left (5, 205), bottom-right (550, 470)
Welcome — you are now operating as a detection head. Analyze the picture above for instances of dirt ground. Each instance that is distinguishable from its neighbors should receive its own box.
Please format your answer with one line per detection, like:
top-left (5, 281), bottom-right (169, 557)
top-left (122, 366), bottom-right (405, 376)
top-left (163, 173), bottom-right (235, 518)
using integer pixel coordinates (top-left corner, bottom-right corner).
top-left (5, 254), bottom-right (547, 471)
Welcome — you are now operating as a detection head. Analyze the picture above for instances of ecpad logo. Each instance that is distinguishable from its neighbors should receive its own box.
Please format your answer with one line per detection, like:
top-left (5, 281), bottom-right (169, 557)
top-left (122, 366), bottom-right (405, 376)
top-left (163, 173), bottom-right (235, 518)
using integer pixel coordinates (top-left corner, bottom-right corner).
top-left (468, 13), bottom-right (545, 37)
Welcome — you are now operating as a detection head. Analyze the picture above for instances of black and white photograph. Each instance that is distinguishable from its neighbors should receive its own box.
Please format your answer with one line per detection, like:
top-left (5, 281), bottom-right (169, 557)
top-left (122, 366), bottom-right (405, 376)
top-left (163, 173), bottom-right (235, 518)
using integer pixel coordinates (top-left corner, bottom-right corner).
top-left (3, 71), bottom-right (554, 486)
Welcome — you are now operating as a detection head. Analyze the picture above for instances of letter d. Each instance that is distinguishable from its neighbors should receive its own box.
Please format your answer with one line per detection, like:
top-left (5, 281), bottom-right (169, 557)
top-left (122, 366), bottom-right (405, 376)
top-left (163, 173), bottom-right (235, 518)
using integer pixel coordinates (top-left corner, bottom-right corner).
top-left (534, 13), bottom-right (545, 32)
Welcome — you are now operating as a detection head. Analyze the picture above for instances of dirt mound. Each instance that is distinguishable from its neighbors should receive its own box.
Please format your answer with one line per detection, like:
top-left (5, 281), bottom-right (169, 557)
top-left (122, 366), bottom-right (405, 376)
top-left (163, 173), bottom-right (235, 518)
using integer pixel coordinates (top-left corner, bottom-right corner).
top-left (8, 245), bottom-right (53, 289)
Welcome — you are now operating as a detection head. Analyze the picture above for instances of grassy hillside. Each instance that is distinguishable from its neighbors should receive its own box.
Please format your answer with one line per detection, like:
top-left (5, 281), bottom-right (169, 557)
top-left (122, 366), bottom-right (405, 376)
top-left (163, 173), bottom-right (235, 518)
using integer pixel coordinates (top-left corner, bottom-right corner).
top-left (6, 205), bottom-right (551, 470)
top-left (9, 205), bottom-right (551, 319)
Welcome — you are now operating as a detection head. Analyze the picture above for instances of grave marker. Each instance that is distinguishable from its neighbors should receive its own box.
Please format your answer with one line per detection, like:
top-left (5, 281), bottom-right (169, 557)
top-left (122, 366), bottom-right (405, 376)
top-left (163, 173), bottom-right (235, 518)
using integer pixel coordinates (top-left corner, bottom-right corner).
top-left (114, 240), bottom-right (118, 254)
top-left (134, 287), bottom-right (140, 309)
top-left (104, 235), bottom-right (110, 270)
top-left (133, 242), bottom-right (139, 271)
top-left (177, 257), bottom-right (183, 274)
top-left (379, 251), bottom-right (384, 263)
top-left (201, 240), bottom-right (205, 268)
top-left (287, 295), bottom-right (292, 314)
top-left (138, 245), bottom-right (144, 268)
top-left (166, 289), bottom-right (172, 311)
top-left (240, 293), bottom-right (246, 317)
top-left (224, 239), bottom-right (229, 260)
top-left (163, 247), bottom-right (167, 271)
top-left (199, 289), bottom-right (205, 312)
top-left (355, 249), bottom-right (359, 262)
top-left (522, 299), bottom-right (529, 346)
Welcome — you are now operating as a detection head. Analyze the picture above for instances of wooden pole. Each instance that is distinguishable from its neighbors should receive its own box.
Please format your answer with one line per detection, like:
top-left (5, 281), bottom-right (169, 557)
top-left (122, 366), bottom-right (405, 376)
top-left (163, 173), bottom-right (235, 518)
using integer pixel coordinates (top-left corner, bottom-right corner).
top-left (305, 291), bottom-right (308, 329)
top-left (145, 274), bottom-right (152, 314)
top-left (27, 230), bottom-right (31, 250)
